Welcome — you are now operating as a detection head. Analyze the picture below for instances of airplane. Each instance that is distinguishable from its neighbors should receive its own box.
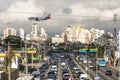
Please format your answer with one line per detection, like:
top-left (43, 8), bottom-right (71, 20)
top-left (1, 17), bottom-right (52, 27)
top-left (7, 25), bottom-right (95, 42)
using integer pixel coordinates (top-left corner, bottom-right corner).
top-left (28, 13), bottom-right (51, 21)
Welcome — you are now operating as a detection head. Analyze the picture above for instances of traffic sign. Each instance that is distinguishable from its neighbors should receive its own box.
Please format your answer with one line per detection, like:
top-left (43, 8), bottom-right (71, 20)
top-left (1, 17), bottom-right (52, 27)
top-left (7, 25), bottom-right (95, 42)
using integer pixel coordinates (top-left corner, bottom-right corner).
top-left (90, 48), bottom-right (98, 53)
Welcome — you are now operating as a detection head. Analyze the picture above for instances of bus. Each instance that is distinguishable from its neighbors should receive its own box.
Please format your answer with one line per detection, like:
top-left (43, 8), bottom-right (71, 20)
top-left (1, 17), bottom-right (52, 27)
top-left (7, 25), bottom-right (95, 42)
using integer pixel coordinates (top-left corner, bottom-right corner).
top-left (97, 58), bottom-right (106, 67)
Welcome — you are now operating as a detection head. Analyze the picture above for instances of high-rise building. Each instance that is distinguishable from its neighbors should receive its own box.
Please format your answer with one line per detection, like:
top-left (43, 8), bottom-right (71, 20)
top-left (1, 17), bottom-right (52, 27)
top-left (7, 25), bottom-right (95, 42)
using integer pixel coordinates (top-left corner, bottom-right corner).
top-left (39, 27), bottom-right (48, 41)
top-left (27, 23), bottom-right (48, 41)
top-left (3, 28), bottom-right (16, 39)
top-left (52, 35), bottom-right (64, 44)
top-left (90, 27), bottom-right (105, 42)
top-left (32, 23), bottom-right (38, 37)
top-left (62, 24), bottom-right (105, 44)
top-left (64, 32), bottom-right (67, 42)
top-left (41, 27), bottom-right (45, 34)
top-left (20, 28), bottom-right (24, 40)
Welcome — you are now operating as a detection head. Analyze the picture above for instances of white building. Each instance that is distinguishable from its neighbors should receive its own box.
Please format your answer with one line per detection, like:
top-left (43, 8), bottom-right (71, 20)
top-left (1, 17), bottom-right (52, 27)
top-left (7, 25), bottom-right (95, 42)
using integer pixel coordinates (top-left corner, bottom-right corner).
top-left (25, 34), bottom-right (30, 40)
top-left (39, 27), bottom-right (48, 41)
top-left (90, 28), bottom-right (105, 42)
top-left (62, 25), bottom-right (91, 44)
top-left (31, 23), bottom-right (39, 40)
top-left (3, 28), bottom-right (16, 39)
top-left (20, 28), bottom-right (24, 40)
top-left (27, 23), bottom-right (48, 41)
top-left (52, 35), bottom-right (64, 44)
top-left (32, 23), bottom-right (38, 36)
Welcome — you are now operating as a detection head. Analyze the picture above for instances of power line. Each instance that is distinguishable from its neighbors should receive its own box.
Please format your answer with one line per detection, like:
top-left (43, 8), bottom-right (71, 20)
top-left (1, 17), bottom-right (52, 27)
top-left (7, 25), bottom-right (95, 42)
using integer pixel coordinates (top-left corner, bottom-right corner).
top-left (1, 11), bottom-right (120, 19)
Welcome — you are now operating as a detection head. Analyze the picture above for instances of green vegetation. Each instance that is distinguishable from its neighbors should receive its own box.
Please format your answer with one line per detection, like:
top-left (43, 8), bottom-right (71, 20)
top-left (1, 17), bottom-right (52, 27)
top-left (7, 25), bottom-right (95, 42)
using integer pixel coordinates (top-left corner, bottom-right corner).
top-left (4, 35), bottom-right (24, 49)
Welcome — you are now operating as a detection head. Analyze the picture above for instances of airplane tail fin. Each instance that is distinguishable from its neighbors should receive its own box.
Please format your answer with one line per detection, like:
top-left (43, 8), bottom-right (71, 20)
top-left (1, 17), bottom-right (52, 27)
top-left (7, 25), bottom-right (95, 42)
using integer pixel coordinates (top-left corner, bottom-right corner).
top-left (44, 14), bottom-right (51, 20)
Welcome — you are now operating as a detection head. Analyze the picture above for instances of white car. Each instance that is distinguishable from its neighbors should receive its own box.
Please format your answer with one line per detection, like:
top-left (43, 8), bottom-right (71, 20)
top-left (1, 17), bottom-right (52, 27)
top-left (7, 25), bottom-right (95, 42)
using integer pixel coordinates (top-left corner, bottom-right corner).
top-left (83, 59), bottom-right (87, 63)
top-left (88, 60), bottom-right (92, 63)
top-left (61, 62), bottom-right (66, 66)
top-left (89, 64), bottom-right (93, 68)
top-left (79, 74), bottom-right (89, 80)
top-left (73, 66), bottom-right (79, 70)
top-left (93, 74), bottom-right (100, 80)
top-left (51, 65), bottom-right (57, 74)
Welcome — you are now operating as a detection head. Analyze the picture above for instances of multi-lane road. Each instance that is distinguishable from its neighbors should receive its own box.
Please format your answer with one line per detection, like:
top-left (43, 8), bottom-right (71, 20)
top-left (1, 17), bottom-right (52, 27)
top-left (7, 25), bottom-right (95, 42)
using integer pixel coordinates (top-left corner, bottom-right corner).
top-left (76, 55), bottom-right (119, 80)
top-left (17, 52), bottom-right (119, 80)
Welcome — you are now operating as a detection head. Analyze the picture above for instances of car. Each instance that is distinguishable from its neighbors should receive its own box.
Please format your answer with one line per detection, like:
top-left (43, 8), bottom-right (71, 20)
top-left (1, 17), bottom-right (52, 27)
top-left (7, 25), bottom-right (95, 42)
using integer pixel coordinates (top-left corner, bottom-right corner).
top-left (47, 71), bottom-right (56, 79)
top-left (63, 73), bottom-right (71, 80)
top-left (83, 59), bottom-right (87, 63)
top-left (46, 76), bottom-right (56, 80)
top-left (62, 69), bottom-right (69, 74)
top-left (81, 77), bottom-right (89, 80)
top-left (61, 65), bottom-right (67, 70)
top-left (88, 60), bottom-right (92, 63)
top-left (39, 69), bottom-right (45, 76)
top-left (32, 71), bottom-right (42, 80)
top-left (88, 64), bottom-right (93, 68)
top-left (77, 71), bottom-right (83, 76)
top-left (51, 65), bottom-right (58, 74)
top-left (79, 74), bottom-right (89, 80)
top-left (93, 74), bottom-right (100, 80)
top-left (105, 70), bottom-right (112, 76)
top-left (27, 66), bottom-right (37, 74)
top-left (74, 68), bottom-right (81, 74)
top-left (61, 62), bottom-right (66, 66)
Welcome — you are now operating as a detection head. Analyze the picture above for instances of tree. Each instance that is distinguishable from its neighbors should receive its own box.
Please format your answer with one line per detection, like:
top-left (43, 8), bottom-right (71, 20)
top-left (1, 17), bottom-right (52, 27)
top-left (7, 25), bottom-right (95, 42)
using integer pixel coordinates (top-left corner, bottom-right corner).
top-left (102, 33), bottom-right (113, 39)
top-left (4, 35), bottom-right (24, 49)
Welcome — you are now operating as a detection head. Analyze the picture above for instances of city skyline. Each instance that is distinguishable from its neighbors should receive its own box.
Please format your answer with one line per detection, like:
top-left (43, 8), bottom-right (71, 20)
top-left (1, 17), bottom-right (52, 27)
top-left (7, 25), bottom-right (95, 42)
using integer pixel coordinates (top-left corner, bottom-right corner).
top-left (0, 0), bottom-right (120, 36)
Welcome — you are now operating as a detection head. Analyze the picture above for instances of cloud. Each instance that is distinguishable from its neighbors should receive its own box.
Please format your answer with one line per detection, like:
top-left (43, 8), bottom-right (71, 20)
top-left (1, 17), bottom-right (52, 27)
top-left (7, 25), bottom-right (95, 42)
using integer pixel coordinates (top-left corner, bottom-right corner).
top-left (68, 2), bottom-right (120, 21)
top-left (0, 0), bottom-right (120, 36)
top-left (62, 8), bottom-right (72, 14)
top-left (0, 0), bottom-right (45, 23)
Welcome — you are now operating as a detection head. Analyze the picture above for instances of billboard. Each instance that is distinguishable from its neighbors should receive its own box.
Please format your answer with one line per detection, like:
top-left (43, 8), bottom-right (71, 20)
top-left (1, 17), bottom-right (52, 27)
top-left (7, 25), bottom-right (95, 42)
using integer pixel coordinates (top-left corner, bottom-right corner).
top-left (98, 60), bottom-right (106, 66)
top-left (27, 47), bottom-right (37, 51)
top-left (90, 48), bottom-right (98, 53)
top-left (79, 48), bottom-right (87, 53)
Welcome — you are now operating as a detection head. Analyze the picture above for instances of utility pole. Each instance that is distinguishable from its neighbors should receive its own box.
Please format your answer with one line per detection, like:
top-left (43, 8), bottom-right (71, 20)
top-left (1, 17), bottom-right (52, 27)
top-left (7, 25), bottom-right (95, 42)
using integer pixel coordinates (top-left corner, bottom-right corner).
top-left (6, 42), bottom-right (16, 80)
top-left (113, 13), bottom-right (117, 67)
top-left (24, 43), bottom-right (28, 79)
top-left (31, 43), bottom-right (34, 68)
top-left (8, 42), bottom-right (11, 80)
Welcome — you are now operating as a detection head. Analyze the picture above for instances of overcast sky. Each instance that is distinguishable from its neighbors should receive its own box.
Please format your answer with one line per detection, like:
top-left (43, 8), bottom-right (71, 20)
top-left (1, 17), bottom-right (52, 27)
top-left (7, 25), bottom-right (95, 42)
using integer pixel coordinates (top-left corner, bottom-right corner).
top-left (0, 0), bottom-right (120, 36)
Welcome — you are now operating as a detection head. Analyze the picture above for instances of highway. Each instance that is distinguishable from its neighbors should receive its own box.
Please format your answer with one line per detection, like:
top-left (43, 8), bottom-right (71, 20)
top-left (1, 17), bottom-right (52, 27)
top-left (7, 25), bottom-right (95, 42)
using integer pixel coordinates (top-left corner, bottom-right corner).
top-left (76, 55), bottom-right (119, 80)
top-left (17, 52), bottom-right (119, 80)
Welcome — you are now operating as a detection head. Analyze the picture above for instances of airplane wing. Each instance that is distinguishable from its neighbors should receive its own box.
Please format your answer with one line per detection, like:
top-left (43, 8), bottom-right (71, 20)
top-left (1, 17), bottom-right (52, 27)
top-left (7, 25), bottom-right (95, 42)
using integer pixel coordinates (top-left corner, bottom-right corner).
top-left (28, 17), bottom-right (40, 21)
top-left (28, 17), bottom-right (35, 20)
